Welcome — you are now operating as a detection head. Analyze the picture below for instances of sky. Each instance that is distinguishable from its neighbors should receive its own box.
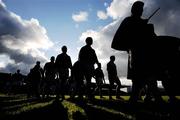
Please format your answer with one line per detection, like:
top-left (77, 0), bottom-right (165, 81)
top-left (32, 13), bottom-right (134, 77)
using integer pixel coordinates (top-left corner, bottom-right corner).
top-left (0, 0), bottom-right (180, 84)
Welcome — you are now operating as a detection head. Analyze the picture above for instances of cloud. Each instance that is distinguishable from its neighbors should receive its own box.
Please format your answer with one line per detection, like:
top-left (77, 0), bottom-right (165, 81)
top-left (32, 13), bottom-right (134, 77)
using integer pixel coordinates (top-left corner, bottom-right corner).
top-left (106, 0), bottom-right (140, 20)
top-left (0, 1), bottom-right (53, 74)
top-left (79, 20), bottom-right (128, 77)
top-left (72, 11), bottom-right (88, 22)
top-left (0, 0), bottom-right (5, 8)
top-left (98, 0), bottom-right (143, 20)
top-left (144, 0), bottom-right (180, 37)
top-left (97, 10), bottom-right (108, 20)
top-left (106, 0), bottom-right (180, 37)
top-left (104, 2), bottom-right (108, 7)
top-left (104, 0), bottom-right (156, 20)
top-left (79, 0), bottom-right (180, 78)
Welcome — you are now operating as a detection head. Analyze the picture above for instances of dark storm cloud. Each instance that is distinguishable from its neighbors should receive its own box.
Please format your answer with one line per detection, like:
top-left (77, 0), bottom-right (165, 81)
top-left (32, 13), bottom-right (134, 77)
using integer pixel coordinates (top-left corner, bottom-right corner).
top-left (144, 0), bottom-right (180, 37)
top-left (0, 39), bottom-right (36, 65)
top-left (0, 1), bottom-right (53, 74)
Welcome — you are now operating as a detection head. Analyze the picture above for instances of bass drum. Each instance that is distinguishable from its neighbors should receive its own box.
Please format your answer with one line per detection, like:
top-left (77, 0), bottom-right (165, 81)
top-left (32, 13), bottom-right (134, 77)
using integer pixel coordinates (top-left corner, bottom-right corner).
top-left (155, 36), bottom-right (180, 66)
top-left (156, 36), bottom-right (180, 95)
top-left (156, 36), bottom-right (180, 51)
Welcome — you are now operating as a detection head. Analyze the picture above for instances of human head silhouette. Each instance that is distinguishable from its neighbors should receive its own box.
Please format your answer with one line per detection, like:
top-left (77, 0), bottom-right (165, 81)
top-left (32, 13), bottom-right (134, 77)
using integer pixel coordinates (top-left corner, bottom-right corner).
top-left (36, 61), bottom-right (40, 65)
top-left (17, 69), bottom-right (20, 73)
top-left (110, 55), bottom-right (115, 62)
top-left (35, 61), bottom-right (41, 68)
top-left (131, 1), bottom-right (144, 17)
top-left (62, 46), bottom-right (67, 53)
top-left (50, 56), bottom-right (55, 62)
top-left (85, 37), bottom-right (93, 46)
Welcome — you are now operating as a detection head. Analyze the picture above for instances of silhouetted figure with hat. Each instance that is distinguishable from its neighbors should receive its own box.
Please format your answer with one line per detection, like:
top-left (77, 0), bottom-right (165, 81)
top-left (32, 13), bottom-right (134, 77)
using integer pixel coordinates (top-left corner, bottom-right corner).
top-left (78, 37), bottom-right (99, 100)
top-left (107, 56), bottom-right (122, 100)
top-left (55, 46), bottom-right (72, 101)
top-left (112, 1), bottom-right (162, 103)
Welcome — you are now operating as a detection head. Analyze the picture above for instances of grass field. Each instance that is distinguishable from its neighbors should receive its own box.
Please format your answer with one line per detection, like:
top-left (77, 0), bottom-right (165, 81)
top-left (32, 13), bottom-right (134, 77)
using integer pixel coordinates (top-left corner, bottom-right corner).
top-left (0, 94), bottom-right (180, 120)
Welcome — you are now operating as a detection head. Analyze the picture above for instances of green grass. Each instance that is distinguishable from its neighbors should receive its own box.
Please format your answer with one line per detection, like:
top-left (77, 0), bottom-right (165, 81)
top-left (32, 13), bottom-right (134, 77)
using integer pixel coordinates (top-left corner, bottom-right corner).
top-left (62, 100), bottom-right (87, 120)
top-left (0, 94), bottom-right (180, 120)
top-left (5, 100), bottom-right (53, 115)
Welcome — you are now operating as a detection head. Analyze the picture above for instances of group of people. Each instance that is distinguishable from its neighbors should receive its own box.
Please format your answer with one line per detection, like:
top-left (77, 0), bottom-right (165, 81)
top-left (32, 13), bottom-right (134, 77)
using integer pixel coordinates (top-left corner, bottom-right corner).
top-left (26, 37), bottom-right (122, 101)
top-left (9, 1), bottom-right (180, 103)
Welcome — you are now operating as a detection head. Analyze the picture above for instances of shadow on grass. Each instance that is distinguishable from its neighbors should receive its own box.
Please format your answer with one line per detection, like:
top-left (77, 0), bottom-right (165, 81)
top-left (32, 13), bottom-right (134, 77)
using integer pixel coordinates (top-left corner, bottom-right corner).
top-left (1, 94), bottom-right (180, 120)
top-left (67, 98), bottom-right (133, 120)
top-left (0, 95), bottom-right (55, 111)
top-left (12, 100), bottom-right (69, 120)
top-left (0, 95), bottom-right (68, 120)
top-left (67, 97), bottom-right (180, 120)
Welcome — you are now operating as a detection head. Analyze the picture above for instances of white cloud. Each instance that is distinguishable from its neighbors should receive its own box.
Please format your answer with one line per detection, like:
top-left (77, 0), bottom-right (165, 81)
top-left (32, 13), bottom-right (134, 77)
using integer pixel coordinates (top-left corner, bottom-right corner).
top-left (96, 0), bottom-right (139, 20)
top-left (0, 0), bottom-right (6, 8)
top-left (79, 20), bottom-right (128, 77)
top-left (0, 55), bottom-right (13, 68)
top-left (72, 11), bottom-right (88, 22)
top-left (97, 10), bottom-right (108, 20)
top-left (106, 0), bottom-right (138, 20)
top-left (0, 1), bottom-right (54, 73)
top-left (104, 2), bottom-right (108, 7)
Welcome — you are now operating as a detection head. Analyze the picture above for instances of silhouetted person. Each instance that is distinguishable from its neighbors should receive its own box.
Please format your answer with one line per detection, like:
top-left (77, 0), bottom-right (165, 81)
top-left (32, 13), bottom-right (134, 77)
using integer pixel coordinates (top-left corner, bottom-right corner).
top-left (34, 61), bottom-right (44, 78)
top-left (69, 60), bottom-right (84, 100)
top-left (4, 73), bottom-right (12, 94)
top-left (55, 46), bottom-right (72, 101)
top-left (11, 69), bottom-right (24, 94)
top-left (107, 56), bottom-right (122, 100)
top-left (31, 61), bottom-right (44, 98)
top-left (43, 56), bottom-right (56, 98)
top-left (78, 37), bottom-right (99, 100)
top-left (26, 69), bottom-right (34, 98)
top-left (94, 63), bottom-right (105, 98)
top-left (112, 1), bottom-right (162, 103)
top-left (13, 69), bottom-right (23, 82)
